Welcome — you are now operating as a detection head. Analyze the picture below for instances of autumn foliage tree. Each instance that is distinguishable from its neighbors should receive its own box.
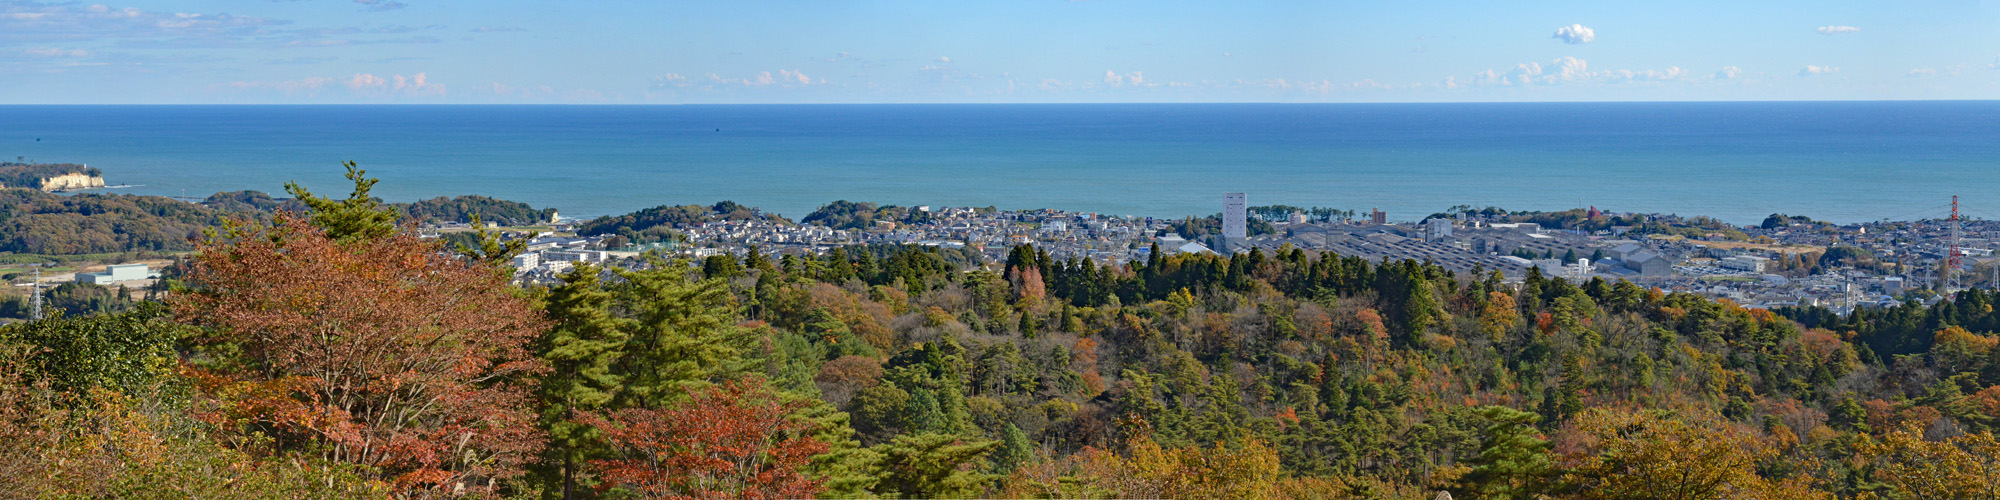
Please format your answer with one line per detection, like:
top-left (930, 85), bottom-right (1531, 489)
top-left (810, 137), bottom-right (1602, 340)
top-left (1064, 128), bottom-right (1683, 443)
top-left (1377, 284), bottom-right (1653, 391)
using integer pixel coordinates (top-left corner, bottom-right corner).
top-left (579, 378), bottom-right (828, 499)
top-left (172, 210), bottom-right (548, 494)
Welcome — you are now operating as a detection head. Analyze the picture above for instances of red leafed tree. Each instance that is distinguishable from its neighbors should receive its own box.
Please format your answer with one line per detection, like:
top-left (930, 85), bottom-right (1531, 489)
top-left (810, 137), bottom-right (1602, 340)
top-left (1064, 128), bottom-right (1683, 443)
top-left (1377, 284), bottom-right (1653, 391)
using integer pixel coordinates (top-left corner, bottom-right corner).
top-left (172, 212), bottom-right (547, 494)
top-left (580, 378), bottom-right (829, 500)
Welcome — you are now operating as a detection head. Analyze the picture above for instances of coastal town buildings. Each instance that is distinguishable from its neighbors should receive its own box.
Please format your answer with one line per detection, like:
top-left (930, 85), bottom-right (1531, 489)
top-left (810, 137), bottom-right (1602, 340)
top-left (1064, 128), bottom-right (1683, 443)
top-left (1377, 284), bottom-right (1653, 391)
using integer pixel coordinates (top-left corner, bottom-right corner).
top-left (422, 196), bottom-right (2000, 316)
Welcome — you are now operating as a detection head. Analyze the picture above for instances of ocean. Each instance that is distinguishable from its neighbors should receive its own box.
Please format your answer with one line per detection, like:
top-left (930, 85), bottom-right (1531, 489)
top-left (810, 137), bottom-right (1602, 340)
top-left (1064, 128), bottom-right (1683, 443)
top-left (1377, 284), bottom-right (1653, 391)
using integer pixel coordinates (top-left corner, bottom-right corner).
top-left (1, 102), bottom-right (1995, 225)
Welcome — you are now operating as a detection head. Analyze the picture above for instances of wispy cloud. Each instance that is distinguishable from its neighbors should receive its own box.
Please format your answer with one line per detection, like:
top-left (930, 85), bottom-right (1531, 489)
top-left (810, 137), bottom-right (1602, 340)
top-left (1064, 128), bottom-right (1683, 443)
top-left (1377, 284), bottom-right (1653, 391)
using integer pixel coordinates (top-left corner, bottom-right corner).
top-left (0, 1), bottom-right (446, 51)
top-left (1552, 24), bottom-right (1595, 44)
top-left (1714, 66), bottom-right (1742, 79)
top-left (1798, 65), bottom-right (1838, 76)
top-left (471, 26), bottom-right (525, 33)
top-left (21, 47), bottom-right (90, 57)
top-left (263, 56), bottom-right (338, 65)
top-left (1816, 25), bottom-right (1860, 35)
top-left (227, 76), bottom-right (334, 95)
top-left (650, 70), bottom-right (824, 90)
top-left (0, 2), bottom-right (286, 45)
top-left (352, 0), bottom-right (407, 12)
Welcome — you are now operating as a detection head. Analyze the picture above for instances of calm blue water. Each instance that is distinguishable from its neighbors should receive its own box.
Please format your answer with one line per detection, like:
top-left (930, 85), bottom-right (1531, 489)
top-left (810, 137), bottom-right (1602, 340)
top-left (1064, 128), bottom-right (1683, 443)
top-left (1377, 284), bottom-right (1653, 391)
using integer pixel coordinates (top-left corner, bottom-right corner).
top-left (0, 102), bottom-right (1995, 224)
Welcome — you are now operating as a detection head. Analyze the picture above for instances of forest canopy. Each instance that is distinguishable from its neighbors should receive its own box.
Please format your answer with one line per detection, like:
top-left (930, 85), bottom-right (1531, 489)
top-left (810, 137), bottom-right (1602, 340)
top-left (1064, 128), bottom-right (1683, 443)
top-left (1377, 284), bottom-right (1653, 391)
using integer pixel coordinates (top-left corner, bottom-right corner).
top-left (575, 201), bottom-right (792, 244)
top-left (0, 188), bottom-right (229, 254)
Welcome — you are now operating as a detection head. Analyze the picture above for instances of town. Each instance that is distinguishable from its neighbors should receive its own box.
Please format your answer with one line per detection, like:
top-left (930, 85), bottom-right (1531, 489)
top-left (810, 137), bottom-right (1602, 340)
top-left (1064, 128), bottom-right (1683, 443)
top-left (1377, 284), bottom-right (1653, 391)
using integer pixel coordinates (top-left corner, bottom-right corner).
top-left (481, 194), bottom-right (1994, 315)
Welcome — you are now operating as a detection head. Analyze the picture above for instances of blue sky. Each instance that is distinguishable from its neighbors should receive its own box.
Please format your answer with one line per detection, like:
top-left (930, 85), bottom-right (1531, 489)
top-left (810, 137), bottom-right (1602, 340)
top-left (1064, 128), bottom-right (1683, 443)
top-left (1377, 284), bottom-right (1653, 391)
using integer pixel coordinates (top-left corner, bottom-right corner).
top-left (2, 0), bottom-right (1997, 103)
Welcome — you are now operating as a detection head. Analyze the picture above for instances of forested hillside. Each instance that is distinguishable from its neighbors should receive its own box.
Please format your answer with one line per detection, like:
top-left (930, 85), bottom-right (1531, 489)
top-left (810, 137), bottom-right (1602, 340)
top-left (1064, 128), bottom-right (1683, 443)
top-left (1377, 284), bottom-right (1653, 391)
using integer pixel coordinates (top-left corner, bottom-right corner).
top-left (802, 200), bottom-right (937, 230)
top-left (576, 200), bottom-right (792, 244)
top-left (397, 195), bottom-right (557, 226)
top-left (0, 188), bottom-right (228, 254)
top-left (0, 169), bottom-right (554, 256)
top-left (1, 169), bottom-right (1997, 499)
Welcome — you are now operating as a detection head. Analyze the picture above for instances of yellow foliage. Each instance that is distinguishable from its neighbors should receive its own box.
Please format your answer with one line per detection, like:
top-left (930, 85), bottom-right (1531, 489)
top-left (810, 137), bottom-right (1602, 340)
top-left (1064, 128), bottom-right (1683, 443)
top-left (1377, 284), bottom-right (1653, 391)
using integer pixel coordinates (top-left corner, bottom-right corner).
top-left (1556, 408), bottom-right (1819, 500)
top-left (1858, 422), bottom-right (2000, 499)
top-left (999, 437), bottom-right (1284, 499)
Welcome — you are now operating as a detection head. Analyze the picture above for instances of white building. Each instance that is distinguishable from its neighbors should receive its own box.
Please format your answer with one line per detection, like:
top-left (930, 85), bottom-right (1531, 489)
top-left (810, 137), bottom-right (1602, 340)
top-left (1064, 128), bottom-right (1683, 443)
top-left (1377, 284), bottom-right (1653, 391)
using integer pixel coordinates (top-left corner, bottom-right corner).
top-left (76, 264), bottom-right (155, 285)
top-left (1223, 193), bottom-right (1246, 240)
top-left (1425, 218), bottom-right (1453, 240)
top-left (544, 250), bottom-right (609, 264)
top-left (1720, 255), bottom-right (1771, 273)
top-left (510, 253), bottom-right (540, 270)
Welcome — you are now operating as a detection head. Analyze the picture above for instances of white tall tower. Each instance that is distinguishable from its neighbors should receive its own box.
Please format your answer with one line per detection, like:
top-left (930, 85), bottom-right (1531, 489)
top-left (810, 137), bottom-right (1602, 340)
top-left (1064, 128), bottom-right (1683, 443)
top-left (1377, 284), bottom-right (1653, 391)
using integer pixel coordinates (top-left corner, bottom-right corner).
top-left (1223, 193), bottom-right (1247, 241)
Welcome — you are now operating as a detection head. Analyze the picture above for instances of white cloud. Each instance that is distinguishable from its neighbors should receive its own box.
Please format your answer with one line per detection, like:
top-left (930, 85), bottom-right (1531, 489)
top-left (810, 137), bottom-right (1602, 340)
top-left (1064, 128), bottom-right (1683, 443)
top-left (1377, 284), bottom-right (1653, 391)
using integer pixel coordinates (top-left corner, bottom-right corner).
top-left (1552, 24), bottom-right (1595, 44)
top-left (936, 56), bottom-right (950, 63)
top-left (1816, 25), bottom-right (1860, 35)
top-left (1464, 57), bottom-right (1692, 87)
top-left (1714, 66), bottom-right (1742, 79)
top-left (1473, 61), bottom-right (1545, 86)
top-left (1551, 56), bottom-right (1590, 81)
top-left (1103, 71), bottom-right (1150, 87)
top-left (344, 72), bottom-right (444, 96)
top-left (1908, 68), bottom-right (1936, 77)
top-left (1798, 65), bottom-right (1838, 76)
top-left (346, 73), bottom-right (387, 90)
top-left (1604, 66), bottom-right (1687, 82)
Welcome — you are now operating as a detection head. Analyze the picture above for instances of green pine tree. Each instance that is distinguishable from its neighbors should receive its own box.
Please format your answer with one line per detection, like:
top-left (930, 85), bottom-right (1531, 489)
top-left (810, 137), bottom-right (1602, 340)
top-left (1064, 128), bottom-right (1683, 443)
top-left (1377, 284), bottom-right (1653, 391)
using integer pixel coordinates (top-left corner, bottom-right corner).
top-left (455, 212), bottom-right (534, 267)
top-left (903, 388), bottom-right (946, 434)
top-left (1455, 406), bottom-right (1555, 500)
top-left (991, 423), bottom-right (1033, 474)
top-left (533, 264), bottom-right (633, 500)
top-left (612, 254), bottom-right (756, 408)
top-left (862, 432), bottom-right (1001, 499)
top-left (283, 161), bottom-right (402, 242)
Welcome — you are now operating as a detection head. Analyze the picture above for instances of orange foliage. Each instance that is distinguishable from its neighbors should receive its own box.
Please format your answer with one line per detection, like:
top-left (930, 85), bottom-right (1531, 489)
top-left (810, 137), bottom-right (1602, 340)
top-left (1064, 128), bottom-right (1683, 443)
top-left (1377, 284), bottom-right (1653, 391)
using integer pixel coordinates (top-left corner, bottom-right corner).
top-left (1535, 312), bottom-right (1558, 336)
top-left (581, 378), bottom-right (828, 500)
top-left (1355, 309), bottom-right (1387, 341)
top-left (172, 213), bottom-right (546, 493)
top-left (1798, 328), bottom-right (1844, 362)
top-left (1972, 386), bottom-right (2000, 419)
top-left (802, 282), bottom-right (896, 351)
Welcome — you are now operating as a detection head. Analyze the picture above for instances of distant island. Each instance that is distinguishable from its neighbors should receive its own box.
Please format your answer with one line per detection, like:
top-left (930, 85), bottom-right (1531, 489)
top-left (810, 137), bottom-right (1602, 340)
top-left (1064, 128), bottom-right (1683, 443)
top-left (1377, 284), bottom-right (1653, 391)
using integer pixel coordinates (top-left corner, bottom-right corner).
top-left (0, 163), bottom-right (105, 192)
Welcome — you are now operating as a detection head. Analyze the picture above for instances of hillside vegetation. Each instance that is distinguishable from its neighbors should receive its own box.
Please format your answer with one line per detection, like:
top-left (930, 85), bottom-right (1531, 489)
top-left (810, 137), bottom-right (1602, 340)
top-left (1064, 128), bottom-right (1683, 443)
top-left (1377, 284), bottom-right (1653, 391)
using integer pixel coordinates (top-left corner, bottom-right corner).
top-left (0, 188), bottom-right (227, 254)
top-left (1, 168), bottom-right (1996, 499)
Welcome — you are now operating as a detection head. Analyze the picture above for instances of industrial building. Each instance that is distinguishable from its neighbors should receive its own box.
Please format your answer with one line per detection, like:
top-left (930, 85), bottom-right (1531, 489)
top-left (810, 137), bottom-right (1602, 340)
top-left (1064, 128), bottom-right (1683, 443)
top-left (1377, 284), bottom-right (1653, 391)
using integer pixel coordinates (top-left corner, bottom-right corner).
top-left (76, 264), bottom-right (155, 285)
